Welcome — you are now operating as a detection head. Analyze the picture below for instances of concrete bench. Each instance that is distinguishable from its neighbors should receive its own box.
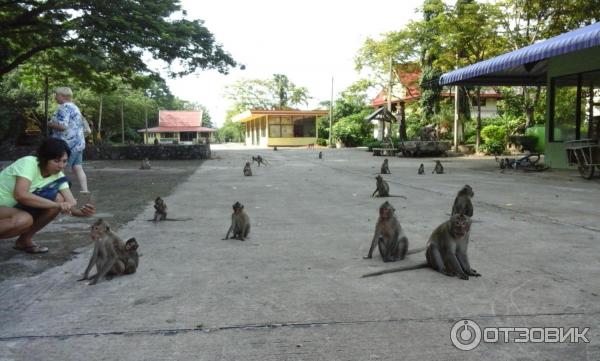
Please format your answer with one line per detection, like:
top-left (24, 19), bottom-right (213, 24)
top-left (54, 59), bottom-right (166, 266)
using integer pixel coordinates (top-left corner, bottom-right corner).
top-left (372, 148), bottom-right (398, 156)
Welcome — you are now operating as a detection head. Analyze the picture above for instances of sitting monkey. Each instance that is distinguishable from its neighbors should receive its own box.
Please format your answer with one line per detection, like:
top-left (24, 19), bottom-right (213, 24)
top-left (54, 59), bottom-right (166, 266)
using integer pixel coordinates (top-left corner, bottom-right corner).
top-left (243, 162), bottom-right (252, 176)
top-left (223, 201), bottom-right (251, 241)
top-left (140, 158), bottom-right (151, 170)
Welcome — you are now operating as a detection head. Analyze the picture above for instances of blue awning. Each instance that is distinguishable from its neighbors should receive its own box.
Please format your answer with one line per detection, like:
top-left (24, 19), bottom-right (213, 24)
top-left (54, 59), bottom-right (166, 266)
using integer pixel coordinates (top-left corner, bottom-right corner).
top-left (439, 22), bottom-right (600, 86)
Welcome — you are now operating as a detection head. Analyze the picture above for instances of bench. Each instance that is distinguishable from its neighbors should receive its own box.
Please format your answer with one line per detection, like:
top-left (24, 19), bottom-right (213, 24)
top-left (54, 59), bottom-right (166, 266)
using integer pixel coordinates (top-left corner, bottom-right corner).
top-left (372, 148), bottom-right (398, 156)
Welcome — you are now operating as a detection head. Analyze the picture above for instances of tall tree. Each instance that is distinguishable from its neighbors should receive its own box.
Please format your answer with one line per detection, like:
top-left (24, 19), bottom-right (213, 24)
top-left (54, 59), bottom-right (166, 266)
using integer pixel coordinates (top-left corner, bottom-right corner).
top-left (0, 0), bottom-right (236, 78)
top-left (415, 0), bottom-right (446, 124)
top-left (224, 74), bottom-right (310, 111)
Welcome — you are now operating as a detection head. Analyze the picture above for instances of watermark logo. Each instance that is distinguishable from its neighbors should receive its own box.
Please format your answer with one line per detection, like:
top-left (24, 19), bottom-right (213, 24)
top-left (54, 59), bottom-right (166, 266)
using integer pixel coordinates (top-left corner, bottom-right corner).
top-left (450, 319), bottom-right (482, 350)
top-left (450, 319), bottom-right (590, 351)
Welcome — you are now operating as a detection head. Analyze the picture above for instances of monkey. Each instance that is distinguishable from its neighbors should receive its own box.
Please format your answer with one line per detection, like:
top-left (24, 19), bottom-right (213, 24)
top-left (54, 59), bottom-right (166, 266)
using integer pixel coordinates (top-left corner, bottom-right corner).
top-left (252, 155), bottom-right (269, 166)
top-left (243, 161), bottom-right (252, 176)
top-left (140, 158), bottom-right (151, 170)
top-left (108, 238), bottom-right (139, 277)
top-left (78, 219), bottom-right (135, 285)
top-left (153, 138), bottom-right (159, 145)
top-left (451, 185), bottom-right (474, 217)
top-left (362, 214), bottom-right (480, 280)
top-left (307, 143), bottom-right (314, 150)
top-left (363, 201), bottom-right (409, 262)
top-left (432, 160), bottom-right (444, 174)
top-left (371, 175), bottom-right (390, 197)
top-left (380, 159), bottom-right (391, 174)
top-left (222, 201), bottom-right (251, 241)
top-left (318, 151), bottom-right (323, 159)
top-left (273, 146), bottom-right (278, 151)
top-left (418, 163), bottom-right (425, 175)
top-left (153, 197), bottom-right (167, 222)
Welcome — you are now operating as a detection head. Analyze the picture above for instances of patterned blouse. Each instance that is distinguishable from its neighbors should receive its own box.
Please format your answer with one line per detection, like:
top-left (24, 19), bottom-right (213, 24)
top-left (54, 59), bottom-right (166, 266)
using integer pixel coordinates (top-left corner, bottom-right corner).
top-left (51, 102), bottom-right (86, 153)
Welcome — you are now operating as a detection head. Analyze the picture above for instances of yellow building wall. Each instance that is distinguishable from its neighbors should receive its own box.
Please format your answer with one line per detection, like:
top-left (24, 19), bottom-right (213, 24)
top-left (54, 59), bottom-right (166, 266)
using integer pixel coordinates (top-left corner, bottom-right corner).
top-left (268, 137), bottom-right (317, 147)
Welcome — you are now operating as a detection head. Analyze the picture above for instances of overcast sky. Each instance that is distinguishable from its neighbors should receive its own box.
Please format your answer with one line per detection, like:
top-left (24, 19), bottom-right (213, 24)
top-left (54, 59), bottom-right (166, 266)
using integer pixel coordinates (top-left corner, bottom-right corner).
top-left (160, 0), bottom-right (427, 126)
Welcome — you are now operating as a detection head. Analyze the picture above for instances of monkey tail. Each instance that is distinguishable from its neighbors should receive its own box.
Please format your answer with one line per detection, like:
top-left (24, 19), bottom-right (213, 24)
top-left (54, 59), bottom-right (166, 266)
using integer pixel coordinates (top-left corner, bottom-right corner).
top-left (406, 246), bottom-right (426, 255)
top-left (361, 262), bottom-right (428, 278)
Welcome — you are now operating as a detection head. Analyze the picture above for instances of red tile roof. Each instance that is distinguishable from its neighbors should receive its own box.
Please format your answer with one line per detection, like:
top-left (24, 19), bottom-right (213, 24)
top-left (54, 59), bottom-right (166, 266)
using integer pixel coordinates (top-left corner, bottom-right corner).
top-left (139, 126), bottom-right (216, 133)
top-left (159, 111), bottom-right (203, 127)
top-left (371, 64), bottom-right (501, 107)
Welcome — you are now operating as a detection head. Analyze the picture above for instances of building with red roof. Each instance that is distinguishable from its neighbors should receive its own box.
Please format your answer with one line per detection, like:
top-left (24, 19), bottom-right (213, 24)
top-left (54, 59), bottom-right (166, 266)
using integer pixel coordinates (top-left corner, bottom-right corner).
top-left (139, 110), bottom-right (216, 144)
top-left (370, 64), bottom-right (502, 138)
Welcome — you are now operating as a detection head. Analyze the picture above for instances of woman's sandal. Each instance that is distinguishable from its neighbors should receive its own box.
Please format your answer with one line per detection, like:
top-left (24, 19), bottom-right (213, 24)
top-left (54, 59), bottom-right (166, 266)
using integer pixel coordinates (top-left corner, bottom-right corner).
top-left (13, 244), bottom-right (49, 254)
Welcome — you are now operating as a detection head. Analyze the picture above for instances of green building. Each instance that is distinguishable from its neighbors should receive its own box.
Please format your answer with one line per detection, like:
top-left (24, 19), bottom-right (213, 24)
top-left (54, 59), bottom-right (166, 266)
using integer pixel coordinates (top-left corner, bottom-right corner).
top-left (440, 22), bottom-right (600, 169)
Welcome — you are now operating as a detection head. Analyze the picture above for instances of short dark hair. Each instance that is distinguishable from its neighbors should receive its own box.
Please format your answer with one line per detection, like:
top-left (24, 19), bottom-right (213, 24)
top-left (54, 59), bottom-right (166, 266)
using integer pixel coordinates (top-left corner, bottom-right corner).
top-left (36, 138), bottom-right (71, 167)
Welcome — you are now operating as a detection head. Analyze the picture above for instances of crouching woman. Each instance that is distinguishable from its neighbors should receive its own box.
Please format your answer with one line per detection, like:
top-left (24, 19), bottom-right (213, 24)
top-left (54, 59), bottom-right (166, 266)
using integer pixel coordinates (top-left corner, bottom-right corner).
top-left (0, 138), bottom-right (95, 253)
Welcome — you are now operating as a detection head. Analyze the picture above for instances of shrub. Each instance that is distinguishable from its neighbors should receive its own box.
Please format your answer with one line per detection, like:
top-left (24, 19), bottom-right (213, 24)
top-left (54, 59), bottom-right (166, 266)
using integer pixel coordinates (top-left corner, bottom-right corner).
top-left (316, 138), bottom-right (328, 146)
top-left (363, 139), bottom-right (383, 151)
top-left (481, 125), bottom-right (507, 142)
top-left (480, 124), bottom-right (507, 155)
top-left (480, 140), bottom-right (505, 155)
top-left (331, 110), bottom-right (372, 147)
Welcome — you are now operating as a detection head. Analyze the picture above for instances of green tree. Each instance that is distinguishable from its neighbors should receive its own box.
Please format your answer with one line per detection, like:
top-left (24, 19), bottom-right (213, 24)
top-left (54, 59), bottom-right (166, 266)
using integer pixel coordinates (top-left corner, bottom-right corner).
top-left (413, 0), bottom-right (446, 124)
top-left (224, 74), bottom-right (310, 111)
top-left (0, 0), bottom-right (236, 78)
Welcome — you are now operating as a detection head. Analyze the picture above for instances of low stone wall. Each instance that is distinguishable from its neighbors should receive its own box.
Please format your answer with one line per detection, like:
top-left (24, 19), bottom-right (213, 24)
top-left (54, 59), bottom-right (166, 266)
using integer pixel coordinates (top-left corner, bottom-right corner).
top-left (0, 144), bottom-right (211, 161)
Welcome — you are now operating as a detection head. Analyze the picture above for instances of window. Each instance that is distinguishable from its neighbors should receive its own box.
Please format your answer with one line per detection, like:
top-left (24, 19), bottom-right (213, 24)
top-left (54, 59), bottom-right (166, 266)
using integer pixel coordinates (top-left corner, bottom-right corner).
top-left (180, 132), bottom-right (197, 141)
top-left (269, 116), bottom-right (315, 138)
top-left (293, 116), bottom-right (316, 137)
top-left (269, 117), bottom-right (282, 137)
top-left (471, 98), bottom-right (487, 107)
top-left (550, 71), bottom-right (600, 142)
top-left (160, 132), bottom-right (175, 138)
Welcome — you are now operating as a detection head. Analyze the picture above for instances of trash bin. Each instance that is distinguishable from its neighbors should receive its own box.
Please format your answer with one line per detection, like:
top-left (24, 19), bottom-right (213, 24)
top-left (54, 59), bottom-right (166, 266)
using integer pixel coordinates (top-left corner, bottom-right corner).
top-left (525, 125), bottom-right (545, 153)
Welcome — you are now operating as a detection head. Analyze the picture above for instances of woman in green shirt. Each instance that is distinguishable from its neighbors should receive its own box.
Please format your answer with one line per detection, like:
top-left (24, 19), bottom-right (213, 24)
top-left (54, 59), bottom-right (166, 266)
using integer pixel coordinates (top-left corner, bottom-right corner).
top-left (0, 138), bottom-right (95, 253)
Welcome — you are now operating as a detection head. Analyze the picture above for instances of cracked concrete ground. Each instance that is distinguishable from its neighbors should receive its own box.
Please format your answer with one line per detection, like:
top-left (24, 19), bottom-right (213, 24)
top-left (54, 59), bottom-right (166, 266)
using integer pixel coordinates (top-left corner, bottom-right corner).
top-left (1, 147), bottom-right (599, 360)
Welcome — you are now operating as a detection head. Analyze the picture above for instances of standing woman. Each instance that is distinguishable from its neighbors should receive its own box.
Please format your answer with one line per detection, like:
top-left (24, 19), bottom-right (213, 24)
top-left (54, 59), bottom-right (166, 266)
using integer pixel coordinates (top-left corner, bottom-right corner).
top-left (48, 86), bottom-right (89, 192)
top-left (0, 138), bottom-right (95, 253)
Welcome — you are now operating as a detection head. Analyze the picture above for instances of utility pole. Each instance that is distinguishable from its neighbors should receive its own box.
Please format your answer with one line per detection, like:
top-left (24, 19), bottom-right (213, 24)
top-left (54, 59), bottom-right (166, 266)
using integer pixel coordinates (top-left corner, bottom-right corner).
top-left (329, 76), bottom-right (334, 148)
top-left (386, 55), bottom-right (394, 142)
top-left (121, 100), bottom-right (125, 144)
top-left (454, 85), bottom-right (459, 152)
top-left (97, 95), bottom-right (103, 142)
top-left (144, 103), bottom-right (148, 144)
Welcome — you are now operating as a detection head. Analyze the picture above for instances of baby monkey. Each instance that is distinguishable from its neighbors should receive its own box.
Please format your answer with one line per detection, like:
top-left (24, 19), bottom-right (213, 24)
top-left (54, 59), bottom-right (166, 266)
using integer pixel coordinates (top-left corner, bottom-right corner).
top-left (223, 201), bottom-right (251, 241)
top-left (318, 151), bottom-right (323, 159)
top-left (154, 197), bottom-right (167, 222)
top-left (380, 159), bottom-right (391, 174)
top-left (432, 160), bottom-right (444, 174)
top-left (140, 158), bottom-right (151, 170)
top-left (418, 163), bottom-right (425, 175)
top-left (243, 162), bottom-right (252, 176)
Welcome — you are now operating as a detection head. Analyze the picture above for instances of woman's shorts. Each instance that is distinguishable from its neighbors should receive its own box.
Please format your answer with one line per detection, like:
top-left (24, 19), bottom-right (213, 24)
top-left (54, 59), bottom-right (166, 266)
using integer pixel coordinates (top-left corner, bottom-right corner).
top-left (67, 150), bottom-right (83, 167)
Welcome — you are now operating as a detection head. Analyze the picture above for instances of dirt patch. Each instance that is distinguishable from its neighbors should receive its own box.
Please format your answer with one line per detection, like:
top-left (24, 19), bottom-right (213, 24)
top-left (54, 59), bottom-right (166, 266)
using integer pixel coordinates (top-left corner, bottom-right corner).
top-left (0, 160), bottom-right (202, 282)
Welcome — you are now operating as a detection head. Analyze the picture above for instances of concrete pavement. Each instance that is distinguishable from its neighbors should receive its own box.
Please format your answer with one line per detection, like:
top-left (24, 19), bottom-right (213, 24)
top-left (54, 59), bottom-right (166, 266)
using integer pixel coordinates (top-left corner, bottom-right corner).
top-left (1, 148), bottom-right (599, 360)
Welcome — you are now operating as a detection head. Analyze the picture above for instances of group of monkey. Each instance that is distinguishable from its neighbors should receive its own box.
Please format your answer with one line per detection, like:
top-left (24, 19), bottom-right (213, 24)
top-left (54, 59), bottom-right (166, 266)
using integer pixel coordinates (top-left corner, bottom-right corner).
top-left (373, 159), bottom-right (444, 197)
top-left (365, 157), bottom-right (478, 280)
top-left (79, 153), bottom-right (477, 285)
